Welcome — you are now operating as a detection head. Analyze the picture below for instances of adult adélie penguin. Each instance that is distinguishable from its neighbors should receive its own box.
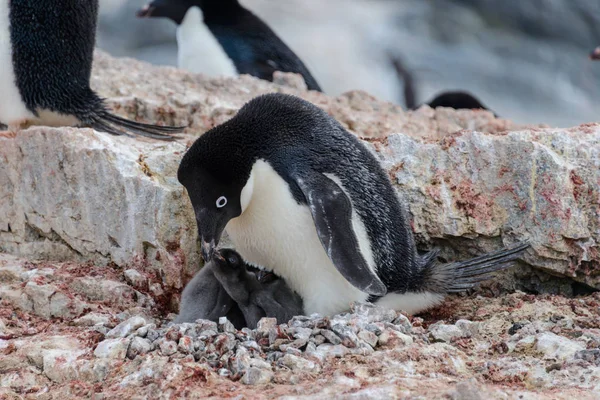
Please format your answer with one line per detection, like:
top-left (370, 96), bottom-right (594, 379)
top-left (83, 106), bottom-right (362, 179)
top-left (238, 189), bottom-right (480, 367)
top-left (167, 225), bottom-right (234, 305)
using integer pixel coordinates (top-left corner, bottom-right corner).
top-left (0, 0), bottom-right (183, 139)
top-left (137, 0), bottom-right (322, 91)
top-left (178, 93), bottom-right (529, 317)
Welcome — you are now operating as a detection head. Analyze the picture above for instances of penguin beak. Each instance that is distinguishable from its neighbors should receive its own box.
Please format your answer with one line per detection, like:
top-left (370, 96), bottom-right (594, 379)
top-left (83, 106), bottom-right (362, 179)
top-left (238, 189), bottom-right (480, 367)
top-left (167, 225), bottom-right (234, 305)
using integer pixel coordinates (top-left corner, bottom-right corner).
top-left (196, 211), bottom-right (228, 263)
top-left (201, 239), bottom-right (216, 263)
top-left (136, 4), bottom-right (156, 18)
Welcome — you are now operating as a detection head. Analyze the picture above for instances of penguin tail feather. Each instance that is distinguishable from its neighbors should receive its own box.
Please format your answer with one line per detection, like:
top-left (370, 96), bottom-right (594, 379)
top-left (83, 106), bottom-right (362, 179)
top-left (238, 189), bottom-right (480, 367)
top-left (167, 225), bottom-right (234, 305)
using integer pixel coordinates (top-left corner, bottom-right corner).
top-left (421, 242), bottom-right (530, 293)
top-left (92, 111), bottom-right (185, 141)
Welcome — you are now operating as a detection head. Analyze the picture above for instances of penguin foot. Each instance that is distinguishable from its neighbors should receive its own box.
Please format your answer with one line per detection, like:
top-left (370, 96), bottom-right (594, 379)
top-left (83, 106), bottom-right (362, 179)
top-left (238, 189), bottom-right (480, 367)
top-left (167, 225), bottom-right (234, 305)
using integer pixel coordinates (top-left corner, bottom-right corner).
top-left (0, 130), bottom-right (16, 139)
top-left (7, 119), bottom-right (33, 134)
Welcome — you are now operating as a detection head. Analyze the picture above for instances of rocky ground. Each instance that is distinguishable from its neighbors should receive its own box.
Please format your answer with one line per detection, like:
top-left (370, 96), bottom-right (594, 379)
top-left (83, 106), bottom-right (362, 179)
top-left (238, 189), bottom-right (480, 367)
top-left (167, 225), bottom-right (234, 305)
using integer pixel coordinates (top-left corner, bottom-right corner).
top-left (1, 254), bottom-right (599, 399)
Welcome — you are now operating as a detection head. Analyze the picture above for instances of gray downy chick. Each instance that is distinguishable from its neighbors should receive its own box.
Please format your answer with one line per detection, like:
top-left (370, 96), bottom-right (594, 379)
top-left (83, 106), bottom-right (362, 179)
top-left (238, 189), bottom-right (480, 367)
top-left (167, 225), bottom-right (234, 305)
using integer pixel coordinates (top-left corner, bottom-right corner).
top-left (176, 248), bottom-right (303, 329)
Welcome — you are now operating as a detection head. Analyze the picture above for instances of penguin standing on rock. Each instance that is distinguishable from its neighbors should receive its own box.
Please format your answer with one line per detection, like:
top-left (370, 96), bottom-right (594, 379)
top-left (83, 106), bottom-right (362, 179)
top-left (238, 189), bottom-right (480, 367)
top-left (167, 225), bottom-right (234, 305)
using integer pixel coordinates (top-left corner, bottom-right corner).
top-left (177, 93), bottom-right (529, 317)
top-left (137, 0), bottom-right (322, 91)
top-left (0, 0), bottom-right (183, 139)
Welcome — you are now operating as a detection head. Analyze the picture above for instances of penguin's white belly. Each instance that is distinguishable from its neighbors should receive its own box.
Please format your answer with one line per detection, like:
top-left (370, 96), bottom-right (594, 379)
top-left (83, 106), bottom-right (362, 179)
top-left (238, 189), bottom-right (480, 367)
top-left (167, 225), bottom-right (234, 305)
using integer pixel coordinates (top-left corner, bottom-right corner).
top-left (176, 7), bottom-right (237, 78)
top-left (0, 1), bottom-right (35, 126)
top-left (225, 160), bottom-right (369, 316)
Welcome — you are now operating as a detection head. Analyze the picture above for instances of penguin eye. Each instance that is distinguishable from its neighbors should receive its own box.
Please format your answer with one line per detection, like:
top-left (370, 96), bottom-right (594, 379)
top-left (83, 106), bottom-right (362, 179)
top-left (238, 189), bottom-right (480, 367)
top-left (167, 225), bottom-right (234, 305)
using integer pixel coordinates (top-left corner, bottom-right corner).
top-left (227, 255), bottom-right (238, 265)
top-left (216, 196), bottom-right (228, 208)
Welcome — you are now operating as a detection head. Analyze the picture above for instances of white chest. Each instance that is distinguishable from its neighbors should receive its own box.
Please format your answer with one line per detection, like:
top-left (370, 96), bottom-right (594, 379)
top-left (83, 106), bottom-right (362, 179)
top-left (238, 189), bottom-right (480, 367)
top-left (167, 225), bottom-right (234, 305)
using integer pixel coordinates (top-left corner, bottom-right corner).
top-left (176, 7), bottom-right (238, 78)
top-left (225, 160), bottom-right (369, 316)
top-left (0, 0), bottom-right (35, 125)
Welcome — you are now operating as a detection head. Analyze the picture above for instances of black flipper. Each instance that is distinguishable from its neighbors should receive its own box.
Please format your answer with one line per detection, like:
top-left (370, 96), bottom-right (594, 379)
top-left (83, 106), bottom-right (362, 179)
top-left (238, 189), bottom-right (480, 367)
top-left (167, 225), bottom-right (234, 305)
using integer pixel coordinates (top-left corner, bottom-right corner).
top-left (294, 172), bottom-right (387, 296)
top-left (421, 242), bottom-right (530, 293)
top-left (90, 110), bottom-right (185, 141)
top-left (390, 54), bottom-right (417, 109)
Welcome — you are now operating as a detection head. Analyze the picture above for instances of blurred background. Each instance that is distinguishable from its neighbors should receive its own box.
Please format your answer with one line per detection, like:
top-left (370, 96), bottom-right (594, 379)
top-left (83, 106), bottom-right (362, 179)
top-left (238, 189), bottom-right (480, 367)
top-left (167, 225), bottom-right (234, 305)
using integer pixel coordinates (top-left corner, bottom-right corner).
top-left (97, 0), bottom-right (599, 127)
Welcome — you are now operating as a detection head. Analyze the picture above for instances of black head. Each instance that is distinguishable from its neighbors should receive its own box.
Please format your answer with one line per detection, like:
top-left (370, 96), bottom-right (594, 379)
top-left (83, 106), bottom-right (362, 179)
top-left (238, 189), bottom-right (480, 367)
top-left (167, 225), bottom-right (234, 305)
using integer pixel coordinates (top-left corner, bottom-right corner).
top-left (591, 47), bottom-right (600, 61)
top-left (179, 160), bottom-right (248, 262)
top-left (137, 0), bottom-right (240, 24)
top-left (178, 120), bottom-right (256, 262)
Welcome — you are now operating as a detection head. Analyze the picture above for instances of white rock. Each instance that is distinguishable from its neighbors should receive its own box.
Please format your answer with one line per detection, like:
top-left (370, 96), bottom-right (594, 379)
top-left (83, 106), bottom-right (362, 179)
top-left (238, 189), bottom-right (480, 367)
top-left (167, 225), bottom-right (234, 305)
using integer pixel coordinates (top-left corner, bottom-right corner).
top-left (281, 354), bottom-right (320, 373)
top-left (73, 312), bottom-right (111, 327)
top-left (127, 337), bottom-right (152, 359)
top-left (256, 318), bottom-right (278, 336)
top-left (535, 332), bottom-right (585, 360)
top-left (23, 282), bottom-right (56, 319)
top-left (378, 329), bottom-right (413, 348)
top-left (455, 320), bottom-right (479, 338)
top-left (218, 317), bottom-right (236, 333)
top-left (42, 349), bottom-right (86, 383)
top-left (0, 126), bottom-right (197, 290)
top-left (315, 344), bottom-right (349, 359)
top-left (177, 336), bottom-right (194, 354)
top-left (242, 367), bottom-right (273, 385)
top-left (94, 337), bottom-right (132, 359)
top-left (358, 330), bottom-right (379, 348)
top-left (106, 316), bottom-right (147, 338)
top-left (124, 269), bottom-right (147, 288)
top-left (392, 314), bottom-right (413, 334)
top-left (249, 358), bottom-right (272, 370)
top-left (158, 339), bottom-right (178, 356)
top-left (429, 323), bottom-right (464, 343)
top-left (22, 336), bottom-right (83, 369)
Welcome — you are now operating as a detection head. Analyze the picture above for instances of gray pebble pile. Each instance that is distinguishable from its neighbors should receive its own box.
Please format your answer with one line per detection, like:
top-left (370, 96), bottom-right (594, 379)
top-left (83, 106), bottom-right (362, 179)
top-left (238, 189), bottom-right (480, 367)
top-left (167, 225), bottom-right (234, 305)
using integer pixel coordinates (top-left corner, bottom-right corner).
top-left (93, 302), bottom-right (422, 385)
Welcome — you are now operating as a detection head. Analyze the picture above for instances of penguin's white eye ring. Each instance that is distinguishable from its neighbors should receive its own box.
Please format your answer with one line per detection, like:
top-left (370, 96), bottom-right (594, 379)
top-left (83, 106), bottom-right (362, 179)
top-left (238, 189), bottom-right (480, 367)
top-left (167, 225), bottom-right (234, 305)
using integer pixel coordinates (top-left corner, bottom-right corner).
top-left (216, 196), bottom-right (228, 208)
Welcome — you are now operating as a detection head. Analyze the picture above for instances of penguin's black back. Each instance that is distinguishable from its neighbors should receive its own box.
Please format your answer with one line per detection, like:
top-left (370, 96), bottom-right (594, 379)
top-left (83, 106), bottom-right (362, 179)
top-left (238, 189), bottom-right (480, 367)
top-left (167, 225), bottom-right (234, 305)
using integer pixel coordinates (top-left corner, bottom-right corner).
top-left (10, 0), bottom-right (104, 118)
top-left (201, 1), bottom-right (322, 92)
top-left (181, 94), bottom-right (423, 293)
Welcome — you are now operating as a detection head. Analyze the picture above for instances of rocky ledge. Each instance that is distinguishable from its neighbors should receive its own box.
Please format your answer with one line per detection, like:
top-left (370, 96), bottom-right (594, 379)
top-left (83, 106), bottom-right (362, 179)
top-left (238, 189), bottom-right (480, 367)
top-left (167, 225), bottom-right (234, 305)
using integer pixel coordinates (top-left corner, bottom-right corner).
top-left (0, 51), bottom-right (599, 398)
top-left (1, 51), bottom-right (598, 295)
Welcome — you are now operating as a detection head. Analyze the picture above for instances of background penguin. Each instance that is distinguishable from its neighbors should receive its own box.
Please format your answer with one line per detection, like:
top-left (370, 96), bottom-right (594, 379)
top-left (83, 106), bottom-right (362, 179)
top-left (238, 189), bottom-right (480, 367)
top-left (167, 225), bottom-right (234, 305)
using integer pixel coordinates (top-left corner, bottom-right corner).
top-left (0, 0), bottom-right (182, 139)
top-left (175, 248), bottom-right (303, 328)
top-left (592, 47), bottom-right (600, 60)
top-left (390, 56), bottom-right (496, 115)
top-left (426, 91), bottom-right (494, 113)
top-left (137, 0), bottom-right (322, 91)
top-left (177, 93), bottom-right (529, 317)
